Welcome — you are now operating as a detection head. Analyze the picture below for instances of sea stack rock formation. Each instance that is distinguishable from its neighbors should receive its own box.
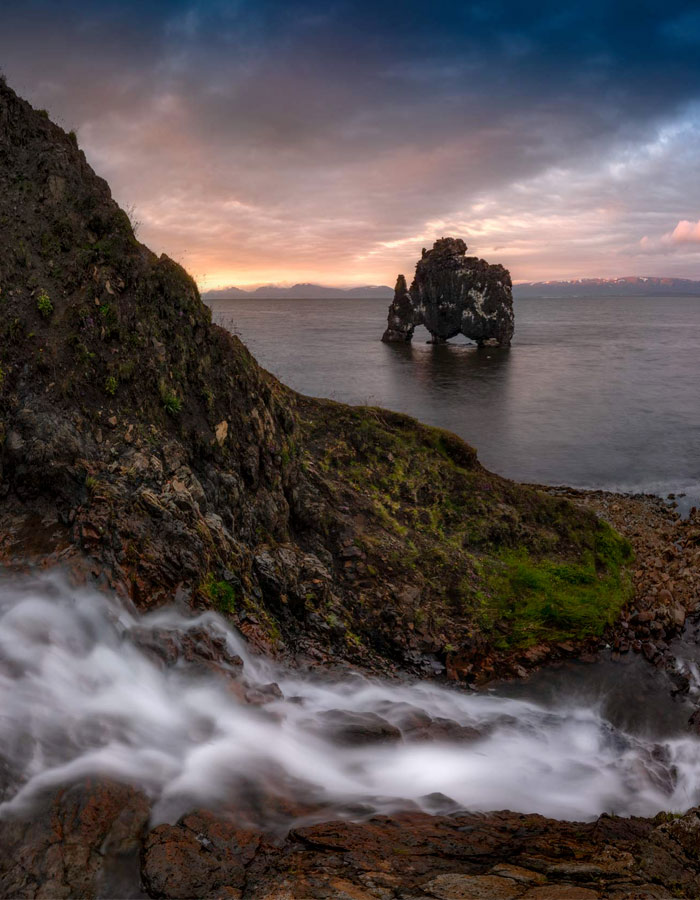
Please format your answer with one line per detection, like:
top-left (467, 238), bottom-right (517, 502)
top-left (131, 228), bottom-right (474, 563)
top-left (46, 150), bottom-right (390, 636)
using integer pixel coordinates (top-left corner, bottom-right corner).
top-left (382, 237), bottom-right (514, 346)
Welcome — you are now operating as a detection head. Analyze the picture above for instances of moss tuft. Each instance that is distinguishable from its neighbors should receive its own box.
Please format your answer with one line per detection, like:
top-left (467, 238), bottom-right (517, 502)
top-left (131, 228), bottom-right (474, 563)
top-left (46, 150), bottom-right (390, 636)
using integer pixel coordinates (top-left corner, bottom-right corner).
top-left (201, 574), bottom-right (237, 614)
top-left (36, 290), bottom-right (53, 318)
top-left (161, 390), bottom-right (182, 415)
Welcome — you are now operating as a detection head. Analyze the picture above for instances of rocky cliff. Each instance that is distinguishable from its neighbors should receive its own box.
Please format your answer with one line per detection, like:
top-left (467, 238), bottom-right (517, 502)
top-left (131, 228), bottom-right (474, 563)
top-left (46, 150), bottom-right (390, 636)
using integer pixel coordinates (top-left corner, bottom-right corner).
top-left (3, 77), bottom-right (700, 900)
top-left (382, 237), bottom-right (514, 345)
top-left (0, 77), bottom-right (627, 680)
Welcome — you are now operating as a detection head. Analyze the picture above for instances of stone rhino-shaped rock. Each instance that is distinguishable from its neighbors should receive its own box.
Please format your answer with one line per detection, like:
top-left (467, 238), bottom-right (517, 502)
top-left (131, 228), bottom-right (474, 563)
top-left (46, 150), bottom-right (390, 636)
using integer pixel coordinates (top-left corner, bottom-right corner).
top-left (381, 237), bottom-right (514, 346)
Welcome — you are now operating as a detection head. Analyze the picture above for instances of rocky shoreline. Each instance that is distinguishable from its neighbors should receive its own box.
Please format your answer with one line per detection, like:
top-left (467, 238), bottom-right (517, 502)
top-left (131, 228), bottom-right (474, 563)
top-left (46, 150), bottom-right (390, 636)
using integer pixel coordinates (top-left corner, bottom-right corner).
top-left (480, 487), bottom-right (700, 685)
top-left (1, 485), bottom-right (696, 690)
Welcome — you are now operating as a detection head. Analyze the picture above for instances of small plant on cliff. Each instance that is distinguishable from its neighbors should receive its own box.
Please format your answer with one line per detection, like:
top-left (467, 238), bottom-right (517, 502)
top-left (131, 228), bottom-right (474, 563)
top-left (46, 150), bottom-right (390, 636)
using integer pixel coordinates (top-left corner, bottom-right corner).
top-left (104, 375), bottom-right (118, 396)
top-left (162, 391), bottom-right (182, 415)
top-left (125, 203), bottom-right (141, 237)
top-left (36, 290), bottom-right (53, 318)
top-left (201, 574), bottom-right (237, 615)
top-left (202, 386), bottom-right (214, 413)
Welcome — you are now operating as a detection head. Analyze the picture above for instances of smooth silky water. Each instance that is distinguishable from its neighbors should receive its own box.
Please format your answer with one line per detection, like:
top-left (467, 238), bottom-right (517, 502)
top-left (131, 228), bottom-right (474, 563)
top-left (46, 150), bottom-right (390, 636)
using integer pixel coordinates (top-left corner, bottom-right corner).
top-left (1, 573), bottom-right (700, 831)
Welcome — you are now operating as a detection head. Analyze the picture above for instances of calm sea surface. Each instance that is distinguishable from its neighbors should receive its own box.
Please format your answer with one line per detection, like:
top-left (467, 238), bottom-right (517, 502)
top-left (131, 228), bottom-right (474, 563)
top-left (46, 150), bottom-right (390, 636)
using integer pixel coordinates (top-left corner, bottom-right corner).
top-left (209, 296), bottom-right (700, 511)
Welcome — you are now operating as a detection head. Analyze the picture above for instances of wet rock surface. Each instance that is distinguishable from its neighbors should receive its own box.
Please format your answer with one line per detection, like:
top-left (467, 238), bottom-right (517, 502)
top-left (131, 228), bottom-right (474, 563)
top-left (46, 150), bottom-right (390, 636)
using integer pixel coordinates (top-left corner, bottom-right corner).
top-left (1, 565), bottom-right (699, 897)
top-left (3, 781), bottom-right (700, 898)
top-left (0, 781), bottom-right (151, 899)
top-left (316, 709), bottom-right (403, 745)
top-left (382, 238), bottom-right (514, 346)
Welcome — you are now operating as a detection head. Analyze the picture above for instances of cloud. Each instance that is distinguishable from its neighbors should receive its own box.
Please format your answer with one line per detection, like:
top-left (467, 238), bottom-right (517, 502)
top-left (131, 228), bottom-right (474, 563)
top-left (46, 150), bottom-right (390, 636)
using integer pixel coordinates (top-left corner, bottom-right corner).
top-left (640, 218), bottom-right (700, 254)
top-left (664, 219), bottom-right (700, 244)
top-left (2, 1), bottom-right (700, 284)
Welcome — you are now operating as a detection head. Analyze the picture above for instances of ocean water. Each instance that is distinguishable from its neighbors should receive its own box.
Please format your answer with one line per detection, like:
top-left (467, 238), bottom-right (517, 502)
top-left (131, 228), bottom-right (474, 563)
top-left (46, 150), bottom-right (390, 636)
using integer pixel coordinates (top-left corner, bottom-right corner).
top-left (210, 295), bottom-right (700, 511)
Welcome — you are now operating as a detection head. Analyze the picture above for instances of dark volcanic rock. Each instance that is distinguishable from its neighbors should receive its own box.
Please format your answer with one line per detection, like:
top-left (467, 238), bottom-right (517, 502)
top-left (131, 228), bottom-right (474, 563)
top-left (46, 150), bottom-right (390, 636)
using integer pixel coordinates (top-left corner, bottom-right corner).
top-left (382, 237), bottom-right (514, 346)
top-left (5, 782), bottom-right (700, 898)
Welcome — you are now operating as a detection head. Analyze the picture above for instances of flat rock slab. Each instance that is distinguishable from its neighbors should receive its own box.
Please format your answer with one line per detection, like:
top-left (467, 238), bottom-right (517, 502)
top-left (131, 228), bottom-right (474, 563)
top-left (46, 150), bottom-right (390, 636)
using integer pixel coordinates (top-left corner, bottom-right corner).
top-left (424, 873), bottom-right (524, 899)
top-left (3, 784), bottom-right (700, 898)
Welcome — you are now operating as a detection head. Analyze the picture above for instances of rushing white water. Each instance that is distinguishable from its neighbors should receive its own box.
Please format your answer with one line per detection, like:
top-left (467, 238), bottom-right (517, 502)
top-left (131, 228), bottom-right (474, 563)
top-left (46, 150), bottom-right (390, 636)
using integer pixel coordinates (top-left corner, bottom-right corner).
top-left (1, 571), bottom-right (699, 829)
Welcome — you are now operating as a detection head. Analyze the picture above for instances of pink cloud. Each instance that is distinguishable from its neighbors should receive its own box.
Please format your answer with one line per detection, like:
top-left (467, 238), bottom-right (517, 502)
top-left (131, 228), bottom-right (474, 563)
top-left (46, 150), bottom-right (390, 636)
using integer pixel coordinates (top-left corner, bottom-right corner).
top-left (666, 219), bottom-right (700, 244)
top-left (640, 219), bottom-right (700, 254)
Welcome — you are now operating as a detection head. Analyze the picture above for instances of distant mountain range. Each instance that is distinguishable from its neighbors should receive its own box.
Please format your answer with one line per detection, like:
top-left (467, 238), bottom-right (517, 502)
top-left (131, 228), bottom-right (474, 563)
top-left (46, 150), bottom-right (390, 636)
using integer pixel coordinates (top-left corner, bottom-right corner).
top-left (203, 276), bottom-right (700, 301)
top-left (204, 283), bottom-right (393, 300)
top-left (515, 277), bottom-right (700, 297)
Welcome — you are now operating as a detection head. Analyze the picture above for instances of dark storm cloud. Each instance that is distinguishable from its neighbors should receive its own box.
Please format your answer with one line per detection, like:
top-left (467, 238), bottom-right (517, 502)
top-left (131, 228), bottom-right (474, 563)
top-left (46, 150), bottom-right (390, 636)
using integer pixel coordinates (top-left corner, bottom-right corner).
top-left (2, 0), bottom-right (700, 284)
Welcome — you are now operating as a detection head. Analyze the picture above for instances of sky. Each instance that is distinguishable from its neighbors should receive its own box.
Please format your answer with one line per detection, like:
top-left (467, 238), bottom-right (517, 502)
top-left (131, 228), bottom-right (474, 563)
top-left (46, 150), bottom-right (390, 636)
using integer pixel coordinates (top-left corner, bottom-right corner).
top-left (3, 1), bottom-right (700, 288)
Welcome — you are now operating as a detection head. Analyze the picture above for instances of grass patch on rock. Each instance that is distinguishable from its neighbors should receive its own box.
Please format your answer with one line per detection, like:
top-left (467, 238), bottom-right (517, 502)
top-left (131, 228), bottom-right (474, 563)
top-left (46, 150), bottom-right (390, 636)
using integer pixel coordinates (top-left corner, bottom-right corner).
top-left (300, 398), bottom-right (635, 661)
top-left (200, 574), bottom-right (237, 615)
top-left (479, 522), bottom-right (634, 648)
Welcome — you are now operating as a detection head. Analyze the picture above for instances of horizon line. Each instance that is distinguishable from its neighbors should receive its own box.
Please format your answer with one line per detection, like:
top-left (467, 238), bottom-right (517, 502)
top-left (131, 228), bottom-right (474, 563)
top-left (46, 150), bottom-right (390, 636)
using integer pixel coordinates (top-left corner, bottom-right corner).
top-left (201, 274), bottom-right (700, 293)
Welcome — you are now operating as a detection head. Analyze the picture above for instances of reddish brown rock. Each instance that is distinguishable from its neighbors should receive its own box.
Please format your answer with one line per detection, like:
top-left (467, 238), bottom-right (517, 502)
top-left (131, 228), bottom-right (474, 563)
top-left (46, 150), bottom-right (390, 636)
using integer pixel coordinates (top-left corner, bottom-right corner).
top-left (142, 812), bottom-right (260, 900)
top-left (0, 780), bottom-right (149, 899)
top-left (424, 872), bottom-right (522, 898)
top-left (3, 787), bottom-right (700, 899)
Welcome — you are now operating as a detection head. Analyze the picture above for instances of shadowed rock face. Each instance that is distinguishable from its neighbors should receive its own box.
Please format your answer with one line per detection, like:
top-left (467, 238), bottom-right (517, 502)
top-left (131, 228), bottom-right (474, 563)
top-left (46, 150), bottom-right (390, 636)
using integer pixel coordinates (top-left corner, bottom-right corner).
top-left (382, 237), bottom-right (514, 346)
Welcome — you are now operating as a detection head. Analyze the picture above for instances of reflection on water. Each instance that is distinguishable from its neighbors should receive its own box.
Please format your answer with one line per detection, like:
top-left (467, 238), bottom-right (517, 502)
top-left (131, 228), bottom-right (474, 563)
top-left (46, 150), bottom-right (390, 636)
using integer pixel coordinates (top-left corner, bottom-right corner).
top-left (211, 295), bottom-right (700, 509)
top-left (387, 338), bottom-right (511, 389)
